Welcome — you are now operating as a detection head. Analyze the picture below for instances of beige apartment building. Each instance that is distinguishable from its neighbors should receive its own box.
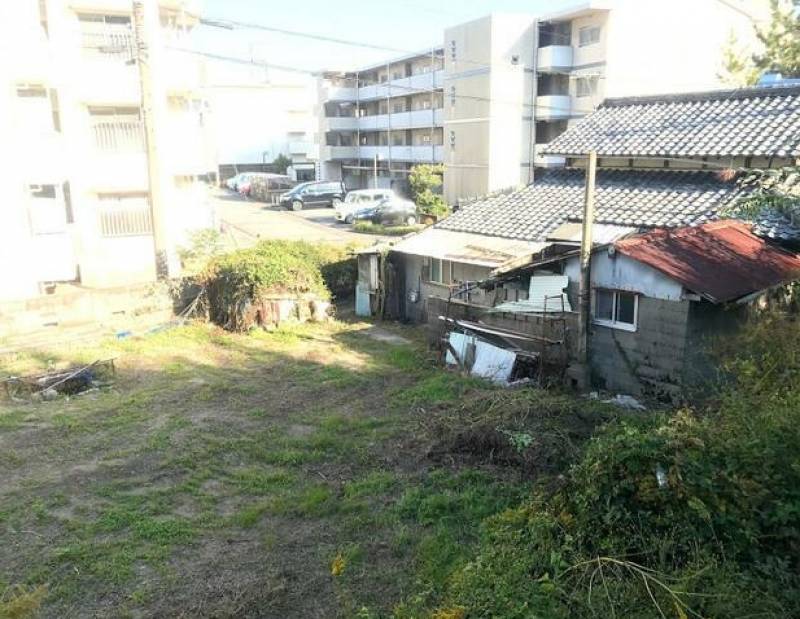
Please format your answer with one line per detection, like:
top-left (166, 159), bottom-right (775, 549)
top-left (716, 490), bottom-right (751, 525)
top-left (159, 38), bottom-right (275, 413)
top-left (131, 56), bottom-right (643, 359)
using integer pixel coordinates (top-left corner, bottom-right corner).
top-left (316, 49), bottom-right (445, 192)
top-left (0, 0), bottom-right (215, 302)
top-left (444, 0), bottom-right (770, 204)
top-left (318, 0), bottom-right (769, 203)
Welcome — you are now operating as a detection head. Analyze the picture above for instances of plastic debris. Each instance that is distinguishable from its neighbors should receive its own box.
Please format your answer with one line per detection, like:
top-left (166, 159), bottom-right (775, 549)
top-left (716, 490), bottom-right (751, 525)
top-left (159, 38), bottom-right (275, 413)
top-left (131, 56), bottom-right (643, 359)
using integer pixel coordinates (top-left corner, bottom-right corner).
top-left (603, 394), bottom-right (647, 411)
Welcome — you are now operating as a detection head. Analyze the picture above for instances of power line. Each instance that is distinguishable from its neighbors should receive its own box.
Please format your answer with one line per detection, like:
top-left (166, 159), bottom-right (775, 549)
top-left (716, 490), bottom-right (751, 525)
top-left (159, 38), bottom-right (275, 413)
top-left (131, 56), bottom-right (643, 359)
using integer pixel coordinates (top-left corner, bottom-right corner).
top-left (200, 15), bottom-right (503, 72)
top-left (171, 47), bottom-right (598, 116)
top-left (712, 0), bottom-right (762, 22)
top-left (173, 47), bottom-right (788, 136)
top-left (184, 44), bottom-right (768, 121)
top-left (200, 18), bottom-right (410, 55)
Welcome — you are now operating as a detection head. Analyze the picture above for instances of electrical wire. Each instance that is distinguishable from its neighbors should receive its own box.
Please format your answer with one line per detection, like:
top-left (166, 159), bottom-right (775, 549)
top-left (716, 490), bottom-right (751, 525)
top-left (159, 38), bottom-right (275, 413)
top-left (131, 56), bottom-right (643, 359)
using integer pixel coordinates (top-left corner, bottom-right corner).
top-left (169, 47), bottom-right (599, 116)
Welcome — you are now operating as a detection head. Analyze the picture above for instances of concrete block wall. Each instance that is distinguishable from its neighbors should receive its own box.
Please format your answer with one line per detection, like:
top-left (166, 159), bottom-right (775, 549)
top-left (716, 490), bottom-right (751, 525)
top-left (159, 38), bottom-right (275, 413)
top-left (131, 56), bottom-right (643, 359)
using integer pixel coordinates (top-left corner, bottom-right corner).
top-left (0, 282), bottom-right (176, 340)
top-left (589, 297), bottom-right (690, 400)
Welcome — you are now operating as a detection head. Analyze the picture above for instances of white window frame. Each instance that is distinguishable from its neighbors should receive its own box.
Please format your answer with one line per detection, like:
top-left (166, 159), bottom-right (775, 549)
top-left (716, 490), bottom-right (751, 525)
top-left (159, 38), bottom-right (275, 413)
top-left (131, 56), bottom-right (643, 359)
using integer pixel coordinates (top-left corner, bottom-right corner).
top-left (578, 25), bottom-right (601, 47)
top-left (429, 258), bottom-right (453, 285)
top-left (592, 288), bottom-right (639, 332)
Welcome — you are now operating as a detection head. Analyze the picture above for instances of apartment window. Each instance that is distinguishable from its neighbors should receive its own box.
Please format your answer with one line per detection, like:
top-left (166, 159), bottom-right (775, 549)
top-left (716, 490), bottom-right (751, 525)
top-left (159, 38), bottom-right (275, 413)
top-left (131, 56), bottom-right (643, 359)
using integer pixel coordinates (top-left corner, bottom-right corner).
top-left (450, 40), bottom-right (457, 61)
top-left (97, 193), bottom-right (153, 237)
top-left (392, 101), bottom-right (405, 113)
top-left (16, 85), bottom-right (47, 98)
top-left (392, 132), bottom-right (405, 146)
top-left (78, 13), bottom-right (134, 60)
top-left (16, 85), bottom-right (62, 133)
top-left (89, 107), bottom-right (145, 152)
top-left (63, 181), bottom-right (74, 224)
top-left (576, 76), bottom-right (599, 98)
top-left (429, 258), bottom-right (453, 285)
top-left (28, 184), bottom-right (67, 235)
top-left (578, 25), bottom-right (601, 47)
top-left (49, 89), bottom-right (61, 132)
top-left (593, 289), bottom-right (638, 331)
top-left (422, 134), bottom-right (431, 144)
top-left (392, 71), bottom-right (403, 80)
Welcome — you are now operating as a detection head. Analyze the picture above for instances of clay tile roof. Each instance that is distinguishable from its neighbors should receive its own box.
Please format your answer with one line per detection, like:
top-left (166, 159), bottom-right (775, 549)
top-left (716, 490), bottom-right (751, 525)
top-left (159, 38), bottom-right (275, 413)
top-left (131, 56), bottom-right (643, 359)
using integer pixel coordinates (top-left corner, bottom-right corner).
top-left (436, 168), bottom-right (745, 241)
top-left (543, 85), bottom-right (800, 159)
top-left (614, 220), bottom-right (800, 303)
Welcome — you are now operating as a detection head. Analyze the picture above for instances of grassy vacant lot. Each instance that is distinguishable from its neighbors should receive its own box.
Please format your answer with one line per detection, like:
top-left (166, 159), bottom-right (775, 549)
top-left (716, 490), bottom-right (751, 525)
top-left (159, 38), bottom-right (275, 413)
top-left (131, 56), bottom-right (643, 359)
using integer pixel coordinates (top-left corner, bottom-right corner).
top-left (0, 320), bottom-right (527, 618)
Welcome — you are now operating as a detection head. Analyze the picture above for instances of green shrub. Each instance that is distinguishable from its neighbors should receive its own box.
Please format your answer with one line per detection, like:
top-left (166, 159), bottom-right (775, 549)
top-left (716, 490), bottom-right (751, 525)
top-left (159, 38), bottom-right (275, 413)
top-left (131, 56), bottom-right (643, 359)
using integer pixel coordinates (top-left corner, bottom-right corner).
top-left (200, 240), bottom-right (355, 330)
top-left (178, 228), bottom-right (225, 273)
top-left (405, 313), bottom-right (800, 617)
top-left (353, 222), bottom-right (423, 236)
top-left (409, 164), bottom-right (450, 218)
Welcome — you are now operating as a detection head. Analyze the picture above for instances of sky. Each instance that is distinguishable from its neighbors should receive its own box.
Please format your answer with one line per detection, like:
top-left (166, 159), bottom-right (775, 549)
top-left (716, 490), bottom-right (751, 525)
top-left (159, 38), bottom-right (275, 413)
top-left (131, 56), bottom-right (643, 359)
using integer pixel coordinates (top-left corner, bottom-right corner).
top-left (196, 0), bottom-right (578, 83)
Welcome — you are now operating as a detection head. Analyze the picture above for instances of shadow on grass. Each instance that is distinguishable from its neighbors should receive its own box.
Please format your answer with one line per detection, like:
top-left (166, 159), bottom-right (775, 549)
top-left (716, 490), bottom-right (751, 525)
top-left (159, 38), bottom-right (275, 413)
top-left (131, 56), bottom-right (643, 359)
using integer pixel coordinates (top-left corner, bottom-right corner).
top-left (0, 320), bottom-right (527, 619)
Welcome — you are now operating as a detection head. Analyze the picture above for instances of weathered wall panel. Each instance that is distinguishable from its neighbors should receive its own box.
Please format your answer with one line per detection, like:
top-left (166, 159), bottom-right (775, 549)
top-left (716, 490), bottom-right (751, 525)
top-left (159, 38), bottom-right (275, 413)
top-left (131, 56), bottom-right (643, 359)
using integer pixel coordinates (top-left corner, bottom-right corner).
top-left (589, 297), bottom-right (690, 399)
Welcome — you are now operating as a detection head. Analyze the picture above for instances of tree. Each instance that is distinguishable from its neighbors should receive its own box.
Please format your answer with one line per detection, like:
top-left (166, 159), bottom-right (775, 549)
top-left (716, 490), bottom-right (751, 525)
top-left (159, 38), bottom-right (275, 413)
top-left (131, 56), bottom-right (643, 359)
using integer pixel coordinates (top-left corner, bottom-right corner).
top-left (408, 164), bottom-right (449, 217)
top-left (726, 166), bottom-right (800, 223)
top-left (722, 0), bottom-right (800, 86)
top-left (272, 153), bottom-right (292, 175)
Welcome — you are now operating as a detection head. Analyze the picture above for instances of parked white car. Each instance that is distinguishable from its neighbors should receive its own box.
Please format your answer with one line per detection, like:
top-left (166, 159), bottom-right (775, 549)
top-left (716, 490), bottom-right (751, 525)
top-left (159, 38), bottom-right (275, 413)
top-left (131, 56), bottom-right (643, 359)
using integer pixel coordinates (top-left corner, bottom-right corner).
top-left (335, 189), bottom-right (396, 224)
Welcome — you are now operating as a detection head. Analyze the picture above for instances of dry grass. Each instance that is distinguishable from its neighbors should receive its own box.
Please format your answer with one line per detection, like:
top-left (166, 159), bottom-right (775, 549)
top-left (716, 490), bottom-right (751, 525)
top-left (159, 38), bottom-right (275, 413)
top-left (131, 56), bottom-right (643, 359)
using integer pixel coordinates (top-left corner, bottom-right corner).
top-left (0, 319), bottom-right (531, 618)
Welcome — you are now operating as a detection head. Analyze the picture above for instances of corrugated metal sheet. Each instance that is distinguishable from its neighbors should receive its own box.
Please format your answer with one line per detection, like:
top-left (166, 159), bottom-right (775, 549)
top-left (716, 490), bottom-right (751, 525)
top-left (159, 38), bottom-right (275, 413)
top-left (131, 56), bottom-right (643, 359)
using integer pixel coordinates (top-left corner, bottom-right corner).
top-left (492, 275), bottom-right (572, 313)
top-left (615, 220), bottom-right (800, 304)
top-left (391, 227), bottom-right (545, 267)
top-left (446, 332), bottom-right (517, 384)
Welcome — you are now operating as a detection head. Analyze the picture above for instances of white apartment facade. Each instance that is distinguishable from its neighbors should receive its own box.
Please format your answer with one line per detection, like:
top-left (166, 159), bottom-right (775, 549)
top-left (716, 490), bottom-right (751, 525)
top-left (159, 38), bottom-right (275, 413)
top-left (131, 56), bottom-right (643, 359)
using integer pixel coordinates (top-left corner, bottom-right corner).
top-left (316, 49), bottom-right (445, 193)
top-left (207, 67), bottom-right (318, 182)
top-left (0, 0), bottom-right (215, 301)
top-left (319, 0), bottom-right (770, 204)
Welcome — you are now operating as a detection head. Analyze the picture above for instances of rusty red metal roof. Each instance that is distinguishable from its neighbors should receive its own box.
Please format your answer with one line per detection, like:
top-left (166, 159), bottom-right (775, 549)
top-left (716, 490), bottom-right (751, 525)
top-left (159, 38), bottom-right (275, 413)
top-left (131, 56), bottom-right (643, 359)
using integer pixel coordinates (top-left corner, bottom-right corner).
top-left (615, 220), bottom-right (800, 304)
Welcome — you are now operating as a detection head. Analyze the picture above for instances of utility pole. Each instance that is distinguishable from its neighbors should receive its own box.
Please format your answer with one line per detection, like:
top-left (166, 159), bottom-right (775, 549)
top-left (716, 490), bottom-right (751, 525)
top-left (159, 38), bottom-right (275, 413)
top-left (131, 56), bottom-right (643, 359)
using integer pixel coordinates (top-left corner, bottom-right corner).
top-left (576, 151), bottom-right (597, 388)
top-left (132, 0), bottom-right (178, 279)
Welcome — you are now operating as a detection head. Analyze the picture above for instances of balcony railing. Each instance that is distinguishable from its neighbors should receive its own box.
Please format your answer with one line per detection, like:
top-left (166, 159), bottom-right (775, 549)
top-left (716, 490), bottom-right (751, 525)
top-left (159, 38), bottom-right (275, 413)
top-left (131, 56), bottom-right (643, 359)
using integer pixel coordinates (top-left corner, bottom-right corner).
top-left (357, 70), bottom-right (444, 101)
top-left (81, 29), bottom-right (135, 62)
top-left (357, 108), bottom-right (443, 131)
top-left (324, 116), bottom-right (359, 131)
top-left (98, 198), bottom-right (153, 238)
top-left (536, 95), bottom-right (572, 120)
top-left (91, 119), bottom-right (145, 152)
top-left (537, 46), bottom-right (573, 73)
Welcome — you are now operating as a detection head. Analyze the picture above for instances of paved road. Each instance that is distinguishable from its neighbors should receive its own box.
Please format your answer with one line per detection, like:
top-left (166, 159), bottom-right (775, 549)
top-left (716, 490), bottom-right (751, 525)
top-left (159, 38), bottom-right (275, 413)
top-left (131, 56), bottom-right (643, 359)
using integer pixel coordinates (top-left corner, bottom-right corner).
top-left (211, 190), bottom-right (386, 248)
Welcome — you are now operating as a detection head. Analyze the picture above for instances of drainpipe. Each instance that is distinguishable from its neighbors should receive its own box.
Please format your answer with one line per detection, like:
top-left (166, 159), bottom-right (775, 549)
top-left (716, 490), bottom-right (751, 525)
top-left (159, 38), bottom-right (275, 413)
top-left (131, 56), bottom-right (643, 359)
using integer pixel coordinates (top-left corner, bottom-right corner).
top-left (528, 19), bottom-right (540, 185)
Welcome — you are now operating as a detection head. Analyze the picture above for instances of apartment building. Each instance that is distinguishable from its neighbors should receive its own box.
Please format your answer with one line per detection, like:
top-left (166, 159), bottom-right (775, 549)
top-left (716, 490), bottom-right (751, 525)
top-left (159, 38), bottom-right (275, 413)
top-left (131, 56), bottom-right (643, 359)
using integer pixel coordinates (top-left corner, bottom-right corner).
top-left (0, 0), bottom-right (215, 302)
top-left (207, 67), bottom-right (318, 182)
top-left (319, 0), bottom-right (769, 204)
top-left (444, 0), bottom-right (770, 204)
top-left (317, 49), bottom-right (445, 193)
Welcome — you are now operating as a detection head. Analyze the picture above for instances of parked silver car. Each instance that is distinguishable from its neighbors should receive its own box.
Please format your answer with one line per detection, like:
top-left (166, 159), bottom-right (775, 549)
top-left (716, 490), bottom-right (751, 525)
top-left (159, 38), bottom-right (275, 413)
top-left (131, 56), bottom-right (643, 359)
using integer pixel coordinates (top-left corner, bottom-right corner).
top-left (335, 189), bottom-right (396, 223)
